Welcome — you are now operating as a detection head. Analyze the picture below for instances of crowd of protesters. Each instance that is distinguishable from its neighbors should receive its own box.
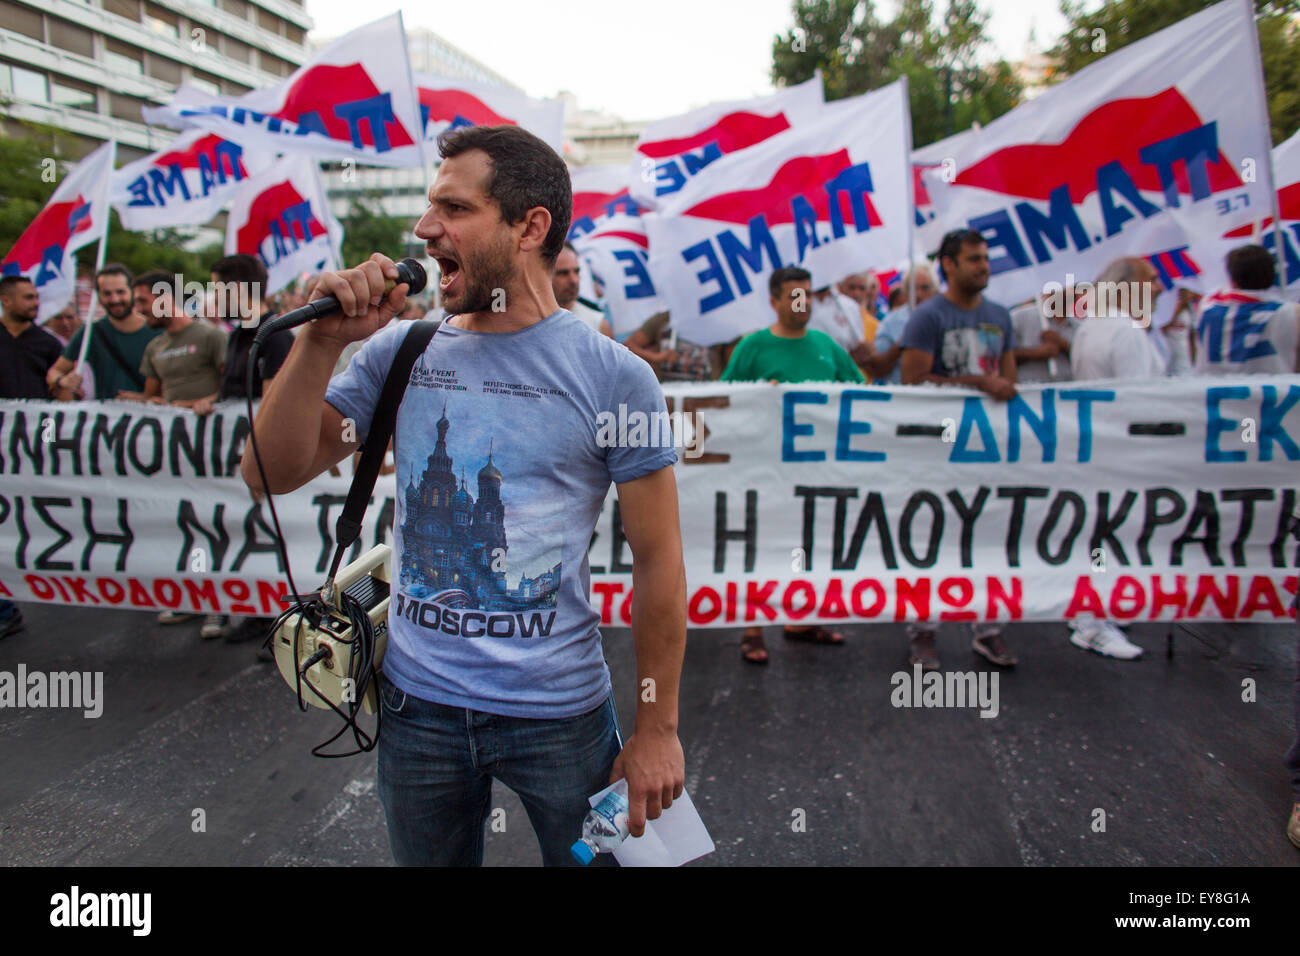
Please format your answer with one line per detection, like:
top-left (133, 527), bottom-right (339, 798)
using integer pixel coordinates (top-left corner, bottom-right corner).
top-left (2, 234), bottom-right (1298, 659)
top-left (2, 229), bottom-right (1298, 846)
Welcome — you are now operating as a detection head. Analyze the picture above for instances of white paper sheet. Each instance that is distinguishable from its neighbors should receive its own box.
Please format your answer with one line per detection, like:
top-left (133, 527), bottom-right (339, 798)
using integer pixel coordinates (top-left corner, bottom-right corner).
top-left (586, 782), bottom-right (715, 867)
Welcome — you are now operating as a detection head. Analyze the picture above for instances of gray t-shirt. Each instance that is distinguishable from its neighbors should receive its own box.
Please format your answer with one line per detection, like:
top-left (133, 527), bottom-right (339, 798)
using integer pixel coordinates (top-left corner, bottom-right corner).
top-left (900, 295), bottom-right (1015, 379)
top-left (325, 310), bottom-right (676, 719)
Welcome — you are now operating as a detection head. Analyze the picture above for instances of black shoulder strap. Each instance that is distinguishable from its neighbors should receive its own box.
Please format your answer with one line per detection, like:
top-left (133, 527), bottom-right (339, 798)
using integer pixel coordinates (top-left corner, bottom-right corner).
top-left (94, 322), bottom-right (147, 391)
top-left (327, 320), bottom-right (439, 581)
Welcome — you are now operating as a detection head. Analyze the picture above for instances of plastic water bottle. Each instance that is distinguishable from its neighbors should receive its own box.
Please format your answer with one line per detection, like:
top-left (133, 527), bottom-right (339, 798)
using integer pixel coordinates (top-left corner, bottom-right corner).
top-left (570, 780), bottom-right (630, 865)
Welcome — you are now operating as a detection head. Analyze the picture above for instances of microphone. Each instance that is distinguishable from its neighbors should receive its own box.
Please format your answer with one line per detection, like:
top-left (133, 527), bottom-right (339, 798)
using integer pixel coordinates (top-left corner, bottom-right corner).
top-left (252, 257), bottom-right (427, 346)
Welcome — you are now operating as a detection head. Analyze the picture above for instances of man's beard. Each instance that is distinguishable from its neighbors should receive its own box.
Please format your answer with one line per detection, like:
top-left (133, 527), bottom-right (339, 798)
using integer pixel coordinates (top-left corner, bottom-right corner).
top-left (103, 299), bottom-right (133, 320)
top-left (555, 281), bottom-right (578, 309)
top-left (451, 234), bottom-right (516, 315)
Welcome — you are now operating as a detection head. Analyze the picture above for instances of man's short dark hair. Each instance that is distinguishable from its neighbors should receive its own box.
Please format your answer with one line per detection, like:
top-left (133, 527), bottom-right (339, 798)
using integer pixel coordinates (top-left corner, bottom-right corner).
top-left (888, 285), bottom-right (907, 309)
top-left (769, 266), bottom-right (811, 298)
top-left (1226, 244), bottom-right (1276, 291)
top-left (133, 269), bottom-right (172, 292)
top-left (0, 275), bottom-right (34, 298)
top-left (937, 228), bottom-right (985, 266)
top-left (211, 253), bottom-right (268, 289)
top-left (95, 263), bottom-right (132, 288)
top-left (437, 125), bottom-right (571, 264)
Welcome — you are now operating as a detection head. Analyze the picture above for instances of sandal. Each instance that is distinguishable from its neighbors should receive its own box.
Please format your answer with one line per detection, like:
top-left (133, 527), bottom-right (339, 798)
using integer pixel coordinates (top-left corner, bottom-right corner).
top-left (783, 625), bottom-right (845, 645)
top-left (740, 639), bottom-right (769, 665)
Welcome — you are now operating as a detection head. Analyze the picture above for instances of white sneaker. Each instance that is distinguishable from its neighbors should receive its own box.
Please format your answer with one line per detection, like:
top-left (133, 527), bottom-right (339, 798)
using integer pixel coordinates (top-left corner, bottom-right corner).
top-left (1069, 620), bottom-right (1143, 660)
top-left (200, 614), bottom-right (228, 640)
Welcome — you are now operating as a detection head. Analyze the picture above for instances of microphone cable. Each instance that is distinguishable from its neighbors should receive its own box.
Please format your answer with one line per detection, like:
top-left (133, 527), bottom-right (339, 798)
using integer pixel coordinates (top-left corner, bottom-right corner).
top-left (244, 327), bottom-right (381, 759)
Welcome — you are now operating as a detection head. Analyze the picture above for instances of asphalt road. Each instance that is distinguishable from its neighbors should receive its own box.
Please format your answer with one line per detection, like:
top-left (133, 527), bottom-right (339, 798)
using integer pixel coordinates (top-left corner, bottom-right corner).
top-left (1, 601), bottom-right (1296, 866)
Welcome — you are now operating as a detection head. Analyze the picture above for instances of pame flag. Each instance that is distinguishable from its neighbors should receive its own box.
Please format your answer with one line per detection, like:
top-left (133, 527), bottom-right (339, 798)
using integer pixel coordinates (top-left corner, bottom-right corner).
top-left (1222, 128), bottom-right (1300, 295)
top-left (2, 140), bottom-right (114, 322)
top-left (922, 0), bottom-right (1272, 305)
top-left (144, 14), bottom-right (424, 168)
top-left (629, 75), bottom-right (824, 209)
top-left (645, 82), bottom-right (912, 347)
top-left (110, 129), bottom-right (273, 231)
top-left (224, 155), bottom-right (343, 296)
top-left (569, 166), bottom-right (663, 335)
top-left (911, 127), bottom-right (977, 255)
top-left (415, 73), bottom-right (564, 153)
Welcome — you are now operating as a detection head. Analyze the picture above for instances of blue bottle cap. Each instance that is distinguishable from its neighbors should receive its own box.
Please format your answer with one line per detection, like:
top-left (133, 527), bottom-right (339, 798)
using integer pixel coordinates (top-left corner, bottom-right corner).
top-left (570, 840), bottom-right (595, 865)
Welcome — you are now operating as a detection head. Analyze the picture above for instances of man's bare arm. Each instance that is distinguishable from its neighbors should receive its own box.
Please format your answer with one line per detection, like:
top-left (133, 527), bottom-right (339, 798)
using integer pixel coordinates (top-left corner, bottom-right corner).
top-left (607, 463), bottom-right (687, 838)
top-left (901, 347), bottom-right (1017, 399)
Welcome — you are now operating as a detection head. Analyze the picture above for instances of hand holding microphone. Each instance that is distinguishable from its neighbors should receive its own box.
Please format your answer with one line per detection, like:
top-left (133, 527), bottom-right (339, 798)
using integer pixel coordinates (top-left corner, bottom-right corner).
top-left (253, 254), bottom-right (428, 348)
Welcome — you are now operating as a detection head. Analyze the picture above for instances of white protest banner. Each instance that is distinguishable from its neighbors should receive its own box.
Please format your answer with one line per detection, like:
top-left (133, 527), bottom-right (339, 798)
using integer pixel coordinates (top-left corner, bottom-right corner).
top-left (569, 165), bottom-right (664, 336)
top-left (645, 82), bottom-right (913, 346)
top-left (2, 141), bottom-right (115, 323)
top-left (143, 14), bottom-right (425, 169)
top-left (629, 74), bottom-right (824, 209)
top-left (922, 0), bottom-right (1273, 305)
top-left (4, 376), bottom-right (1297, 625)
top-left (110, 130), bottom-right (274, 232)
top-left (224, 155), bottom-right (343, 296)
top-left (414, 73), bottom-right (564, 153)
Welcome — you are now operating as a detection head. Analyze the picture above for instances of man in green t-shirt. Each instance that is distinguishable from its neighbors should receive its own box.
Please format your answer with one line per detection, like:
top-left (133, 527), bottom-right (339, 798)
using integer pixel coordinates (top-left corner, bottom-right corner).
top-left (46, 265), bottom-right (159, 401)
top-left (721, 266), bottom-right (862, 664)
top-left (720, 266), bottom-right (865, 385)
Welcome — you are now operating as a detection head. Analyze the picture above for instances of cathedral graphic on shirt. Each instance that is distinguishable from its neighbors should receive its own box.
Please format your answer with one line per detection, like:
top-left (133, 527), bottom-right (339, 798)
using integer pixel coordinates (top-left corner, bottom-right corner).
top-left (399, 403), bottom-right (561, 611)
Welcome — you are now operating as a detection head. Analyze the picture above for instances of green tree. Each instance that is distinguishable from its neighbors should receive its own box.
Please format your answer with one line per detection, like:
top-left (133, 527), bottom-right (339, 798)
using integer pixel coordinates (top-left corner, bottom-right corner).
top-left (0, 120), bottom-right (221, 283)
top-left (339, 192), bottom-right (409, 268)
top-left (1051, 0), bottom-right (1300, 144)
top-left (771, 0), bottom-right (1023, 147)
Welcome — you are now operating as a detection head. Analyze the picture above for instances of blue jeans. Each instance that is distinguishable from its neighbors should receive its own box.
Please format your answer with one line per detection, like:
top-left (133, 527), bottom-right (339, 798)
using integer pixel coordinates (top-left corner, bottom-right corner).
top-left (377, 680), bottom-right (623, 866)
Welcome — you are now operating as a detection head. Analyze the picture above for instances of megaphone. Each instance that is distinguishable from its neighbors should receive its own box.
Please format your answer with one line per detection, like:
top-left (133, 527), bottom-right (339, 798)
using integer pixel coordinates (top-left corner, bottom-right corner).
top-left (271, 543), bottom-right (392, 716)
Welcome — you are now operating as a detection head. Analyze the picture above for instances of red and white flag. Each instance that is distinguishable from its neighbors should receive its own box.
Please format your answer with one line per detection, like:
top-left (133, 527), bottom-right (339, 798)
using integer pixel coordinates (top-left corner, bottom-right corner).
top-left (110, 129), bottom-right (274, 231)
top-left (911, 127), bottom-right (977, 256)
top-left (2, 140), bottom-right (115, 322)
top-left (415, 73), bottom-right (563, 153)
top-left (1220, 127), bottom-right (1300, 296)
top-left (629, 75), bottom-right (824, 210)
top-left (144, 14), bottom-right (424, 168)
top-left (644, 81), bottom-right (912, 346)
top-left (224, 155), bottom-right (343, 296)
top-left (922, 0), bottom-right (1273, 304)
top-left (568, 166), bottom-right (663, 335)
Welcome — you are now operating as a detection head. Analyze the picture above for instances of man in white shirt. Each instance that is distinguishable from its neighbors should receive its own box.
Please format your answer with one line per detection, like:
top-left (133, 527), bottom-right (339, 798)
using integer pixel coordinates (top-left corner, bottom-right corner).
top-left (1070, 257), bottom-right (1165, 381)
top-left (1066, 256), bottom-right (1166, 661)
top-left (809, 283), bottom-right (873, 374)
top-left (1193, 243), bottom-right (1300, 375)
top-left (553, 243), bottom-right (613, 338)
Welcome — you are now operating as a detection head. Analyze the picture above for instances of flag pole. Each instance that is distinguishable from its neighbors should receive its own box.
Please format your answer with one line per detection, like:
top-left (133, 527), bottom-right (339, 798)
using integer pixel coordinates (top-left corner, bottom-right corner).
top-left (75, 139), bottom-right (117, 377)
top-left (901, 76), bottom-right (917, 312)
top-left (1242, 0), bottom-right (1286, 290)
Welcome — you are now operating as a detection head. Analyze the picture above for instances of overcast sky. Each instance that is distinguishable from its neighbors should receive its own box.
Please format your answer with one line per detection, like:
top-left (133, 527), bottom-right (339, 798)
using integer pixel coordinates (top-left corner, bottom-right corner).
top-left (305, 0), bottom-right (1070, 121)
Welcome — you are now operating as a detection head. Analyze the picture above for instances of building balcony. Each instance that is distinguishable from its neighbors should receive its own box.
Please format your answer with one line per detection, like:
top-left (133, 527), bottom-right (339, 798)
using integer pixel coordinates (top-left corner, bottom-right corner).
top-left (15, 0), bottom-right (309, 73)
top-left (2, 96), bottom-right (156, 151)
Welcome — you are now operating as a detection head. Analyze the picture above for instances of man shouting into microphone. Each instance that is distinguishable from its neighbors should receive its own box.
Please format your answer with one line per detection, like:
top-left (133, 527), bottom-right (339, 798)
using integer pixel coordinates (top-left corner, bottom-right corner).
top-left (242, 125), bottom-right (686, 866)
